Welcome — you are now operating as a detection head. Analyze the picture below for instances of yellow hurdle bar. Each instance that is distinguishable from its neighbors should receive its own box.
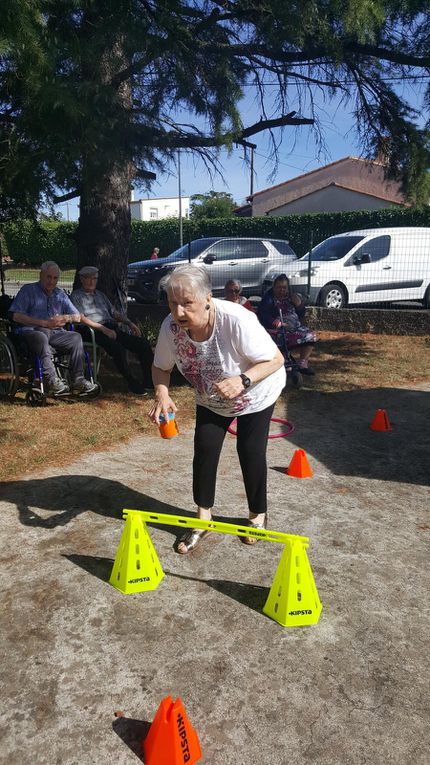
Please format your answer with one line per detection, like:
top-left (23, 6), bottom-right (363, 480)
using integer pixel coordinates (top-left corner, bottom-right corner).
top-left (123, 509), bottom-right (309, 547)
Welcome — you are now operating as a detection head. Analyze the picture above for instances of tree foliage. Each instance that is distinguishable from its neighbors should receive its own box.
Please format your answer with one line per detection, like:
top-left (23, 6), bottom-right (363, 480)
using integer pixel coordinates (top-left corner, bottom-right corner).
top-left (190, 191), bottom-right (237, 219)
top-left (1, 1), bottom-right (430, 300)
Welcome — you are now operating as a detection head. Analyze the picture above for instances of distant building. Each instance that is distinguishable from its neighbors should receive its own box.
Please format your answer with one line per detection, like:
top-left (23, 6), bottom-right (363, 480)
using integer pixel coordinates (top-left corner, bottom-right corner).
top-left (233, 203), bottom-right (252, 217)
top-left (130, 196), bottom-right (190, 221)
top-left (246, 157), bottom-right (409, 217)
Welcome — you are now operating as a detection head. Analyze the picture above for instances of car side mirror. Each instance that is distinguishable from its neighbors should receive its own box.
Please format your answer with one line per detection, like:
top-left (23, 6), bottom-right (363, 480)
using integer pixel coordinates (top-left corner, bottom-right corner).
top-left (353, 252), bottom-right (371, 265)
top-left (203, 254), bottom-right (216, 264)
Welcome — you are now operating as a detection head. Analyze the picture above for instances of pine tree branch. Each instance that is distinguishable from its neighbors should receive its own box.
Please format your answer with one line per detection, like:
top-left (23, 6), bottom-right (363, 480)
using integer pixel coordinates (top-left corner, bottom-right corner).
top-left (241, 114), bottom-right (314, 138)
top-left (343, 42), bottom-right (430, 69)
top-left (53, 189), bottom-right (80, 204)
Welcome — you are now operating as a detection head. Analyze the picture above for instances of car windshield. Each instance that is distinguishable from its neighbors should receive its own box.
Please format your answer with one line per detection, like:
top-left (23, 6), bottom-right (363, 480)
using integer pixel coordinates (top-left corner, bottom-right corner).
top-left (300, 236), bottom-right (364, 262)
top-left (268, 240), bottom-right (297, 258)
top-left (162, 238), bottom-right (220, 263)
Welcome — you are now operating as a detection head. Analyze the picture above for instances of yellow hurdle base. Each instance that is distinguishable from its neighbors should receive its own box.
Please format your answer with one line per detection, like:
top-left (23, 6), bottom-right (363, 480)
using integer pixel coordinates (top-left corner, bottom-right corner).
top-left (109, 511), bottom-right (164, 594)
top-left (263, 541), bottom-right (322, 627)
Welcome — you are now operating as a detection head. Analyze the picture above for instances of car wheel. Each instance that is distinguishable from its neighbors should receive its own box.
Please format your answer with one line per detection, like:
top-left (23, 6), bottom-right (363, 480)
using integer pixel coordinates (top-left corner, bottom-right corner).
top-left (423, 285), bottom-right (430, 309)
top-left (319, 283), bottom-right (347, 309)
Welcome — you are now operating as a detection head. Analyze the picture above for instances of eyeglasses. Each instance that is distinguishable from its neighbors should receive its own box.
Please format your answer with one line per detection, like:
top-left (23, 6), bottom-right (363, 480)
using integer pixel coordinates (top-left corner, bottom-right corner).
top-left (226, 288), bottom-right (240, 294)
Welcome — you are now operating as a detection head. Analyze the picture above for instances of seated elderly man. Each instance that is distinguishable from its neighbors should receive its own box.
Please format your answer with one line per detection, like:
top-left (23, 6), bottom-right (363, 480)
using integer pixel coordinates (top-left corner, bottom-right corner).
top-left (71, 266), bottom-right (153, 394)
top-left (10, 261), bottom-right (98, 395)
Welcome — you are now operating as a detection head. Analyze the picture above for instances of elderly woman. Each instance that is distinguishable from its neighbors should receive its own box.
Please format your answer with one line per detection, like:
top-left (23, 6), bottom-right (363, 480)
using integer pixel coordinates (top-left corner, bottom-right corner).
top-left (224, 279), bottom-right (254, 311)
top-left (257, 273), bottom-right (317, 375)
top-left (149, 265), bottom-right (285, 554)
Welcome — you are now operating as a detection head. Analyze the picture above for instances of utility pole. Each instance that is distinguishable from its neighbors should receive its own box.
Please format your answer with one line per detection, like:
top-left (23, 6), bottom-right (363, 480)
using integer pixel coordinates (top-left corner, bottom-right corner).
top-left (178, 150), bottom-right (183, 247)
top-left (240, 140), bottom-right (257, 197)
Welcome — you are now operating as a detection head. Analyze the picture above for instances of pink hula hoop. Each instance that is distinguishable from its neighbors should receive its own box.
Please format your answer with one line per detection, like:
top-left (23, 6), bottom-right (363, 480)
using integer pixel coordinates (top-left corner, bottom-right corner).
top-left (227, 416), bottom-right (295, 439)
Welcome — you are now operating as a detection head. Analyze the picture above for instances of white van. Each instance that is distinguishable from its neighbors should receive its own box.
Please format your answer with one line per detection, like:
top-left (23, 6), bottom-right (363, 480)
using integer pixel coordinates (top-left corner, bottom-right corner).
top-left (285, 228), bottom-right (430, 308)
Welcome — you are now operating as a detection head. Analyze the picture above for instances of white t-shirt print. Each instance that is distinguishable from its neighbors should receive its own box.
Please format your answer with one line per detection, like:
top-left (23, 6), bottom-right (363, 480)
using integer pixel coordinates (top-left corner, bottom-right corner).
top-left (154, 298), bottom-right (286, 417)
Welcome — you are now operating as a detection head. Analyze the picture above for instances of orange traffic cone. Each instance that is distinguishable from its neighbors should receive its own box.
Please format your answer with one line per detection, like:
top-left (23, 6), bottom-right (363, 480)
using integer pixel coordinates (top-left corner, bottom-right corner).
top-left (286, 448), bottom-right (313, 478)
top-left (143, 696), bottom-right (202, 765)
top-left (370, 409), bottom-right (392, 432)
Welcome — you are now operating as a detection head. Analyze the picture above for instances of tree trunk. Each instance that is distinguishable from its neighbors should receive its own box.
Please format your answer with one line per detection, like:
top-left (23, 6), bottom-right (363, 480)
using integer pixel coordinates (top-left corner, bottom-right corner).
top-left (75, 160), bottom-right (133, 310)
top-left (74, 21), bottom-right (134, 310)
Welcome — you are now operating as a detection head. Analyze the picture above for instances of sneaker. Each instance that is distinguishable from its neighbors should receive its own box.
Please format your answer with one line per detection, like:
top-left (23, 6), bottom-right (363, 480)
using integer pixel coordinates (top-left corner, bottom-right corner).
top-left (72, 378), bottom-right (98, 395)
top-left (48, 379), bottom-right (70, 395)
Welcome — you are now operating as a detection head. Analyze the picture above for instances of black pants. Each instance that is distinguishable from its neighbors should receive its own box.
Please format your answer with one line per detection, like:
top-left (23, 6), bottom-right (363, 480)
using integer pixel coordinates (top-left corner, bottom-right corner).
top-left (193, 403), bottom-right (275, 514)
top-left (79, 324), bottom-right (153, 388)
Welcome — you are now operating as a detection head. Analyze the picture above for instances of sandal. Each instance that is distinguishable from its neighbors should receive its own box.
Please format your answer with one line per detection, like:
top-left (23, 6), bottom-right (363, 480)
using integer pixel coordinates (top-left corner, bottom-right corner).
top-left (242, 515), bottom-right (268, 546)
top-left (176, 528), bottom-right (211, 555)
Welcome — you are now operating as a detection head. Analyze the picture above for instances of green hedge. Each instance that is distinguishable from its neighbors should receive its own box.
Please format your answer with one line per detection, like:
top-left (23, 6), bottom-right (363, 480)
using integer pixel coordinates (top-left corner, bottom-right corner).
top-left (129, 207), bottom-right (430, 259)
top-left (1, 220), bottom-right (77, 267)
top-left (130, 208), bottom-right (430, 262)
top-left (3, 207), bottom-right (430, 267)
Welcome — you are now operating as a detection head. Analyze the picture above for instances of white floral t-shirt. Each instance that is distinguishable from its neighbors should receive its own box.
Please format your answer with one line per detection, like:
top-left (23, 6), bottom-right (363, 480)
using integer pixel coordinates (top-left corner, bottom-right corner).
top-left (154, 299), bottom-right (286, 416)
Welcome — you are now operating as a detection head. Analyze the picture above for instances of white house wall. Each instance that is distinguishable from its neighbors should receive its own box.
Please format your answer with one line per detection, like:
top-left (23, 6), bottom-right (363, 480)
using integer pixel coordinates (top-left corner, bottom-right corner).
top-left (251, 157), bottom-right (404, 216)
top-left (266, 186), bottom-right (397, 216)
top-left (130, 197), bottom-right (190, 221)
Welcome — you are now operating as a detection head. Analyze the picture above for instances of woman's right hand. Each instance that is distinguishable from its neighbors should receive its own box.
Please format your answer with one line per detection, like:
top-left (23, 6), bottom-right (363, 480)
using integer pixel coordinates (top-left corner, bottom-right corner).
top-left (148, 390), bottom-right (178, 425)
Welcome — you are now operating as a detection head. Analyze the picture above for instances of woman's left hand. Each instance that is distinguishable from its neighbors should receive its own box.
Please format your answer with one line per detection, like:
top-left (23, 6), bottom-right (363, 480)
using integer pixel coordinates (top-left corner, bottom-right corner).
top-left (214, 376), bottom-right (245, 400)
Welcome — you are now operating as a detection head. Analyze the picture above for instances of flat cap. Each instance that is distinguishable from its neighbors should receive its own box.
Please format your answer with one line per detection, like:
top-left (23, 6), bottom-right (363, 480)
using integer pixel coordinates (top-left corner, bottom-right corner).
top-left (78, 266), bottom-right (99, 276)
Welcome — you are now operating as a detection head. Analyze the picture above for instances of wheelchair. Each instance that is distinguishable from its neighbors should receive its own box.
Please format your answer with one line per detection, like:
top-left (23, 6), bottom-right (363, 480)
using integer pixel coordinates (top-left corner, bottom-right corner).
top-left (0, 297), bottom-right (101, 406)
top-left (268, 326), bottom-right (304, 389)
top-left (279, 339), bottom-right (304, 389)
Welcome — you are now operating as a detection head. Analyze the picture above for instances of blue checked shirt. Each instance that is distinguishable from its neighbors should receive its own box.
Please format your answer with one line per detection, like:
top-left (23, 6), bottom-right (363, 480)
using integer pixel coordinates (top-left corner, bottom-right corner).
top-left (10, 282), bottom-right (80, 332)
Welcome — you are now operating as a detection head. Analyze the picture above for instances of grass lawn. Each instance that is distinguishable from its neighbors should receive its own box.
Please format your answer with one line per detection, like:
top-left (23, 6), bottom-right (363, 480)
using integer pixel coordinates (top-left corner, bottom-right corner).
top-left (0, 331), bottom-right (428, 482)
top-left (3, 269), bottom-right (75, 282)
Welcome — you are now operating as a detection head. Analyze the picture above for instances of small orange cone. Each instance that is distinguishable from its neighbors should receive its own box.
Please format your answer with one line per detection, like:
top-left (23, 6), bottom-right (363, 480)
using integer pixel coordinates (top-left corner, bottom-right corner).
top-left (370, 409), bottom-right (392, 432)
top-left (286, 448), bottom-right (313, 478)
top-left (143, 696), bottom-right (202, 765)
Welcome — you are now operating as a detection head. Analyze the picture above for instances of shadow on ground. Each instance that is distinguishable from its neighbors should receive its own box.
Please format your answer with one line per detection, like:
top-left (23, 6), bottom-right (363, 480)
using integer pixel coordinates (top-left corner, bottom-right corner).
top-left (281, 386), bottom-right (430, 486)
top-left (112, 715), bottom-right (150, 762)
top-left (0, 478), bottom-right (189, 530)
top-left (165, 570), bottom-right (269, 615)
top-left (62, 556), bottom-right (269, 616)
top-left (0, 476), bottom-right (248, 531)
top-left (63, 554), bottom-right (114, 582)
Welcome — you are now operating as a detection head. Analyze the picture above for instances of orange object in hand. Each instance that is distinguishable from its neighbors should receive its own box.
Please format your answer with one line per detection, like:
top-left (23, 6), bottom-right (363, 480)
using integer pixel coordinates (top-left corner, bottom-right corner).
top-left (159, 412), bottom-right (179, 439)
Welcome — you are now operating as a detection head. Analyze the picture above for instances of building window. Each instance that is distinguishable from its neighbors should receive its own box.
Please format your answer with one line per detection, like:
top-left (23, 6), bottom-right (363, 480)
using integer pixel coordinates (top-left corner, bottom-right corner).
top-left (150, 207), bottom-right (158, 220)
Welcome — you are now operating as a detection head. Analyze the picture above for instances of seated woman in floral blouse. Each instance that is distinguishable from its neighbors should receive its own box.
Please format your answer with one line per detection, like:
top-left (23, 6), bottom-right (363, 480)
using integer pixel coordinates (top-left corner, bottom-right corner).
top-left (257, 274), bottom-right (317, 375)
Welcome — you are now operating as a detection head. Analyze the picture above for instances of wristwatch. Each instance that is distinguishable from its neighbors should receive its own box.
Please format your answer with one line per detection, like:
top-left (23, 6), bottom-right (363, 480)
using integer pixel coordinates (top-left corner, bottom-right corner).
top-left (240, 373), bottom-right (251, 390)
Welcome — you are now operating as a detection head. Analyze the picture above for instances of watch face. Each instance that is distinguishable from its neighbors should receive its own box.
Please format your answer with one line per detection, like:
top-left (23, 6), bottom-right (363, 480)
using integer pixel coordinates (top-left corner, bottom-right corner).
top-left (241, 374), bottom-right (251, 389)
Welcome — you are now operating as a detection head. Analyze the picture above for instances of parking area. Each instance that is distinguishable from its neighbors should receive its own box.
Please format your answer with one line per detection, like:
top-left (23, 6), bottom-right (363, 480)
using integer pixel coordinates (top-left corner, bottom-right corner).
top-left (1, 383), bottom-right (429, 764)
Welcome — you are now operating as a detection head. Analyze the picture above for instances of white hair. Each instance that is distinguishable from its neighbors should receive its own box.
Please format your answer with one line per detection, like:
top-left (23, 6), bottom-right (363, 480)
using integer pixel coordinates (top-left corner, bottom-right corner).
top-left (159, 264), bottom-right (212, 299)
top-left (40, 261), bottom-right (60, 275)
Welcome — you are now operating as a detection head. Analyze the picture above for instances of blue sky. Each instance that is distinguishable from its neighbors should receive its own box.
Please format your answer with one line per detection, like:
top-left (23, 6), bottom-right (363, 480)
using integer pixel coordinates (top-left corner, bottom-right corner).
top-left (55, 76), bottom-right (427, 220)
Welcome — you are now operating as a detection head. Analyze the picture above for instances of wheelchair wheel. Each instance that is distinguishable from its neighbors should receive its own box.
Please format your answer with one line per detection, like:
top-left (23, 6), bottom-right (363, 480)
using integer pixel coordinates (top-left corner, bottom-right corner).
top-left (0, 335), bottom-right (20, 399)
top-left (25, 388), bottom-right (47, 407)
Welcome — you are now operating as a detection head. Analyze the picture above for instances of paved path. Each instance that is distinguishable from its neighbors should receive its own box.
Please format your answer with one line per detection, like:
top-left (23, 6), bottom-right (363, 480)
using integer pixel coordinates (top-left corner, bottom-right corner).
top-left (1, 385), bottom-right (429, 764)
